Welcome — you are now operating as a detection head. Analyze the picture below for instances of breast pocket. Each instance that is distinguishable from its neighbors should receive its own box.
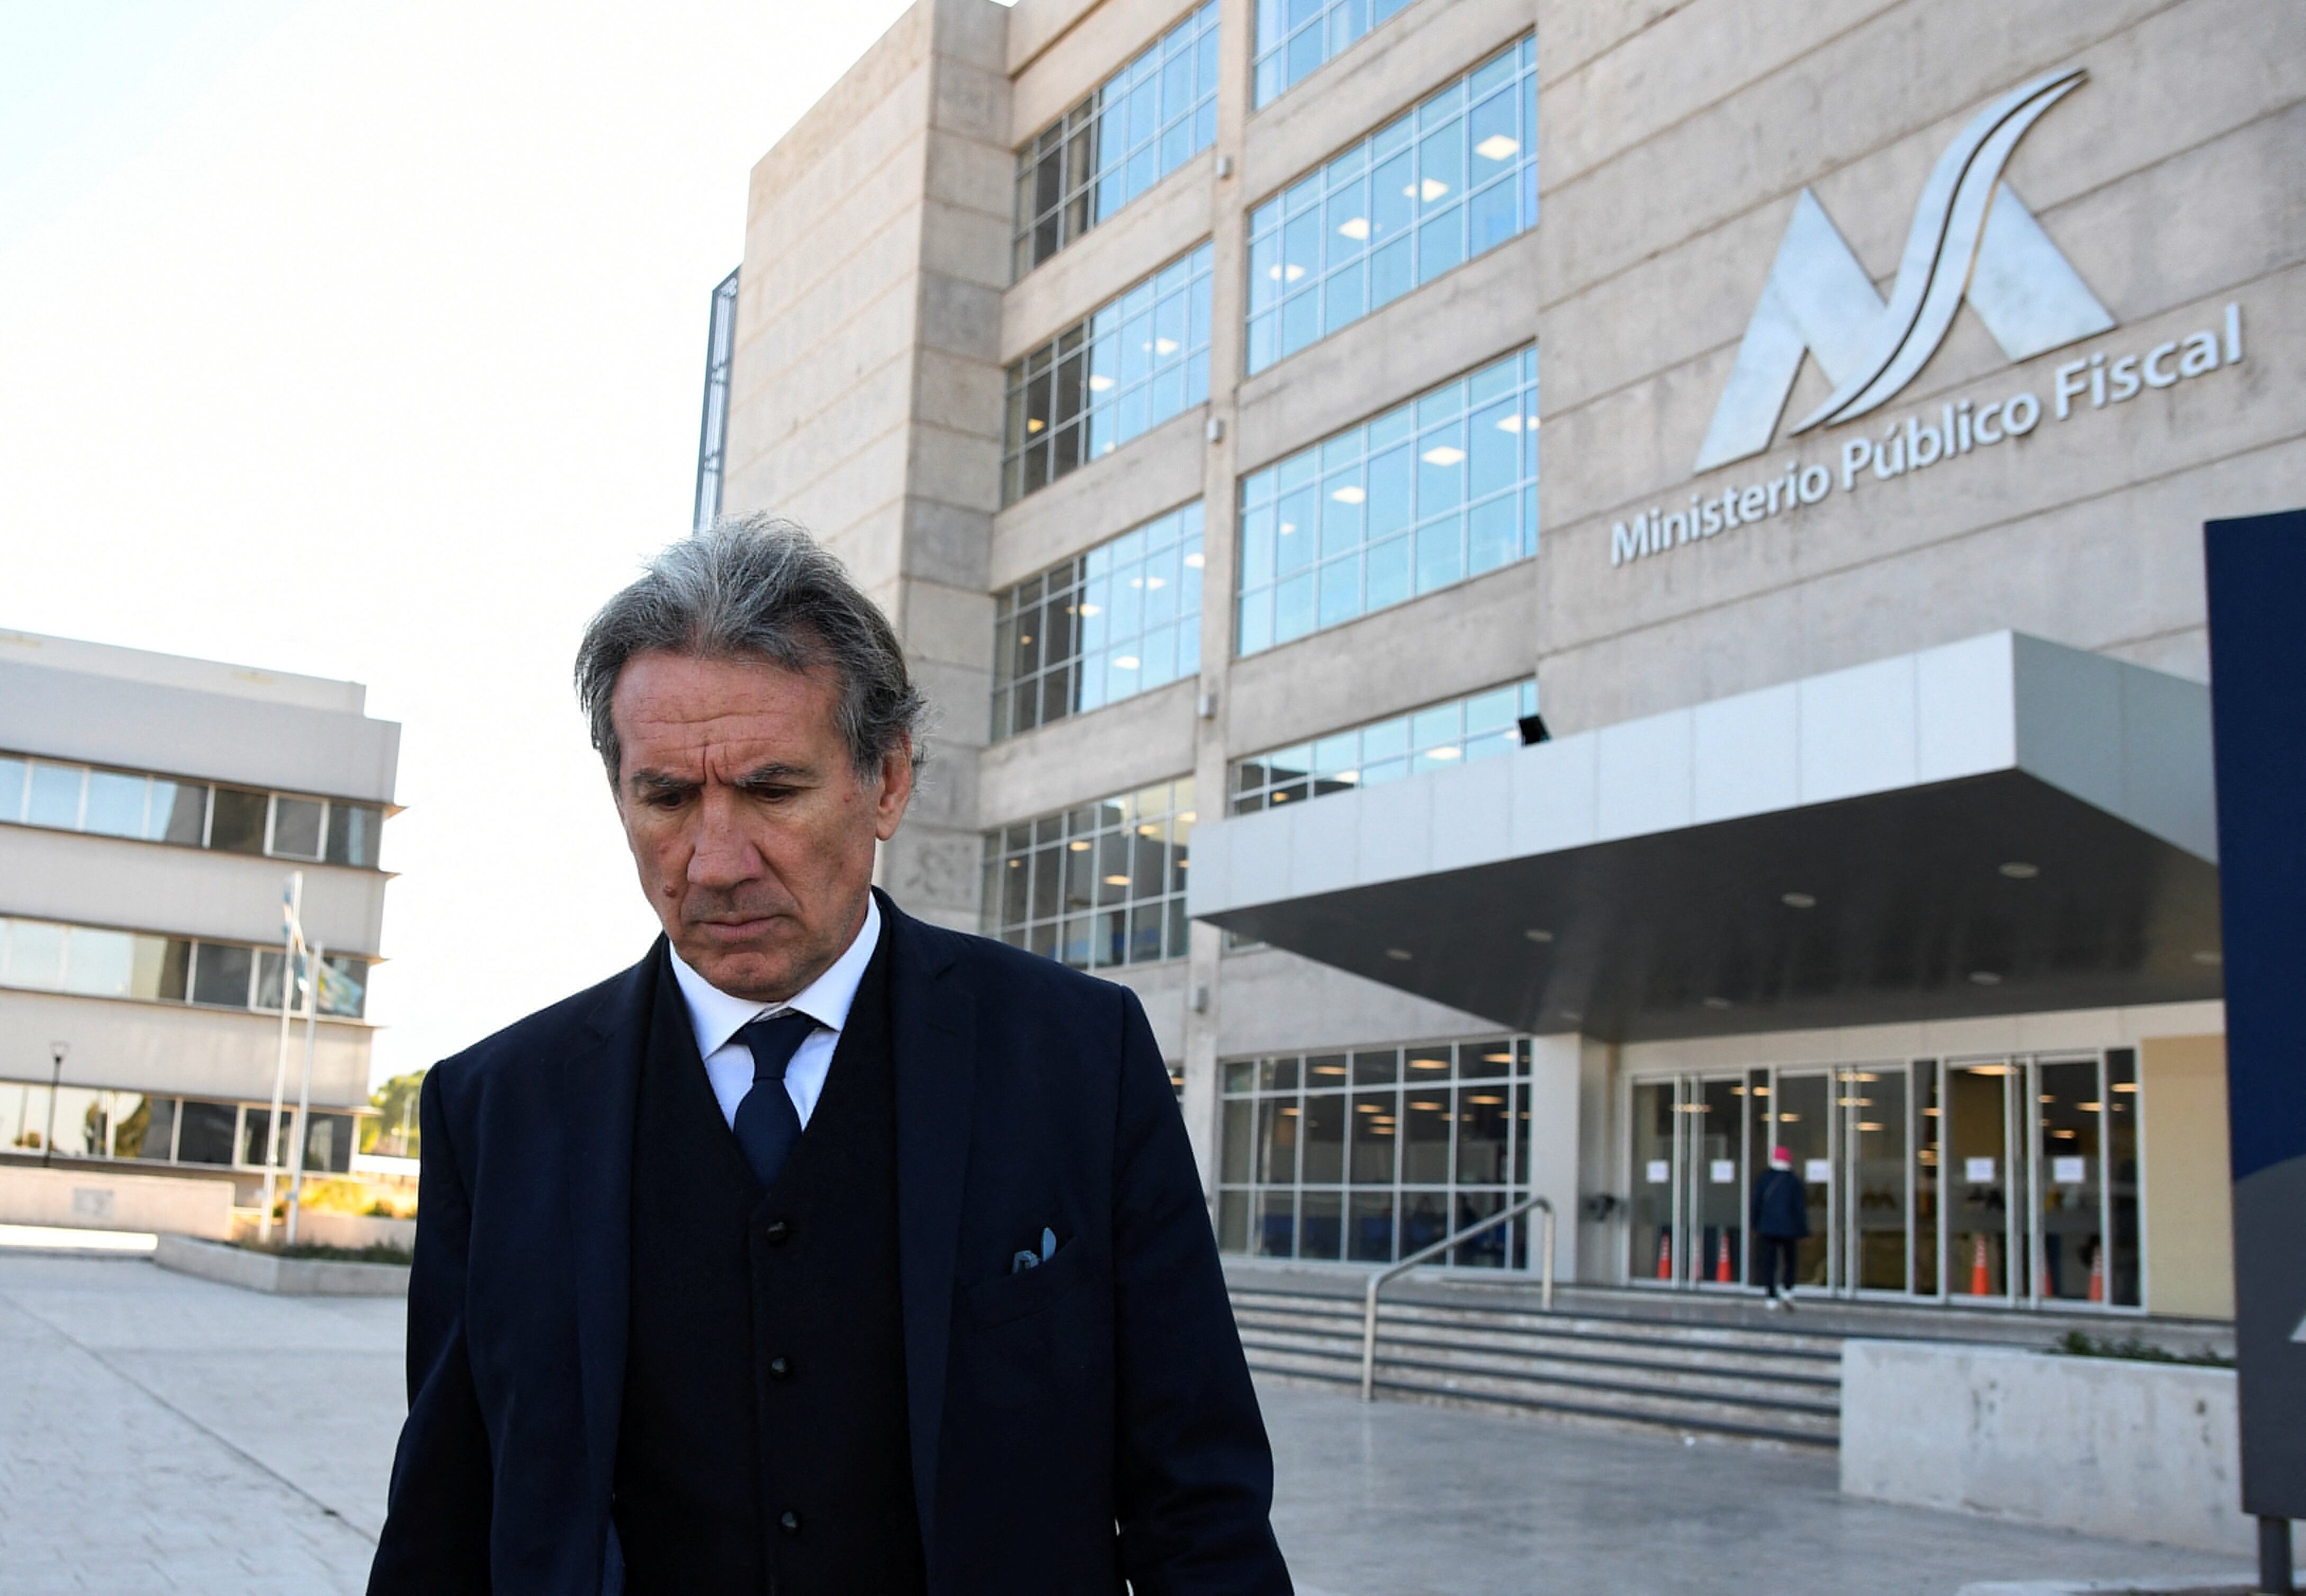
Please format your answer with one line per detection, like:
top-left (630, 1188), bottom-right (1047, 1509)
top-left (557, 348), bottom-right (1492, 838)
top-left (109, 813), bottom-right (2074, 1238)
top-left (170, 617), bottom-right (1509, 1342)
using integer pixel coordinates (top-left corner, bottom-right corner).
top-left (962, 1236), bottom-right (1091, 1329)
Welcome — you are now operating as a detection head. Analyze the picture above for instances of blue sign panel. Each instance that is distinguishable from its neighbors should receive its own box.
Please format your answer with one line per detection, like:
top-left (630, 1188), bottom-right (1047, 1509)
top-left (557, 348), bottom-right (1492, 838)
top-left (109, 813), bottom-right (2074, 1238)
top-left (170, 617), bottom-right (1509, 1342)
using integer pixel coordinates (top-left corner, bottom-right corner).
top-left (2204, 509), bottom-right (2306, 1533)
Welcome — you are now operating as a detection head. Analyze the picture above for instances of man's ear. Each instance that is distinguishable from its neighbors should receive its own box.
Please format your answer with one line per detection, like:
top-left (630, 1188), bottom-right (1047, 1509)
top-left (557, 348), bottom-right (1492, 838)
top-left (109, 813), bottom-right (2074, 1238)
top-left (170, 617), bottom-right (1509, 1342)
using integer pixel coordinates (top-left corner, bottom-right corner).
top-left (873, 737), bottom-right (915, 841)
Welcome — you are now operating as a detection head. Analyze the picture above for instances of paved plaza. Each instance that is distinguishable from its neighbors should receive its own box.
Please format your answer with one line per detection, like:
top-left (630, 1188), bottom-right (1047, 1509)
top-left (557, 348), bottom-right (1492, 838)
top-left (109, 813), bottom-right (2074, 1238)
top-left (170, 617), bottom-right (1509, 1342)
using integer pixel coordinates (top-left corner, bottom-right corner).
top-left (0, 1248), bottom-right (2256, 1594)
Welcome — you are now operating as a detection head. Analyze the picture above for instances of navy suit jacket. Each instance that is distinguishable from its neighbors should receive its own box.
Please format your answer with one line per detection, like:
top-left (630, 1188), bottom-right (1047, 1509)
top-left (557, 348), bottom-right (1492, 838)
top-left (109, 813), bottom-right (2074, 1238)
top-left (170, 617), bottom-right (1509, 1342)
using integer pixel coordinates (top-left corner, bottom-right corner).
top-left (370, 891), bottom-right (1289, 1595)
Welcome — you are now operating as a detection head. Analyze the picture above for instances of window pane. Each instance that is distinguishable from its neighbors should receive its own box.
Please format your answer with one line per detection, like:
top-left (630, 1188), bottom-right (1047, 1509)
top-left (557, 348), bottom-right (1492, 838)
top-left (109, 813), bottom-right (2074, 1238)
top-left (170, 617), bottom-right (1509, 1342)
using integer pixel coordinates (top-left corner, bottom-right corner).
top-left (208, 788), bottom-right (267, 854)
top-left (0, 755), bottom-right (25, 820)
top-left (1303, 1089), bottom-right (1347, 1183)
top-left (118, 1095), bottom-right (176, 1161)
top-left (191, 943), bottom-right (254, 1008)
top-left (64, 928), bottom-right (136, 997)
top-left (26, 762), bottom-right (83, 828)
top-left (326, 802), bottom-right (382, 867)
top-left (6, 919), bottom-right (67, 988)
top-left (83, 771), bottom-right (147, 838)
top-left (151, 781), bottom-right (207, 845)
top-left (176, 1101), bottom-right (237, 1166)
top-left (131, 936), bottom-right (192, 1002)
top-left (272, 797), bottom-right (324, 860)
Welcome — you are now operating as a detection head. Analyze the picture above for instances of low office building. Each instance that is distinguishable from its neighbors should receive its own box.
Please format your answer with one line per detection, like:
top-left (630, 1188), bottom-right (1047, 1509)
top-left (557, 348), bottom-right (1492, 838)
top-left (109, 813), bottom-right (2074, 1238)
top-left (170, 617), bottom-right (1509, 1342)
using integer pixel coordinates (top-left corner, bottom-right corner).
top-left (0, 630), bottom-right (398, 1201)
top-left (698, 0), bottom-right (2302, 1321)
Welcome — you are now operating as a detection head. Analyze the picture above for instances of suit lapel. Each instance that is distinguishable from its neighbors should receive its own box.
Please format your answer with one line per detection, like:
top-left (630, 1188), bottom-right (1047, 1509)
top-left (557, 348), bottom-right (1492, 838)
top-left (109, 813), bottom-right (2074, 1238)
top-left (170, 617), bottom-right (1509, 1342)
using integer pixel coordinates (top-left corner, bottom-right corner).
top-left (882, 891), bottom-right (974, 1554)
top-left (561, 942), bottom-right (656, 1512)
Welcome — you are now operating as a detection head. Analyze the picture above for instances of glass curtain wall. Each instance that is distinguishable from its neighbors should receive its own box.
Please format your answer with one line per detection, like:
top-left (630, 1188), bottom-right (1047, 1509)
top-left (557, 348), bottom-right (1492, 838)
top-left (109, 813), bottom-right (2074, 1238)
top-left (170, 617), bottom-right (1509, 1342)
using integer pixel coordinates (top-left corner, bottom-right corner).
top-left (1245, 38), bottom-right (1535, 373)
top-left (1230, 680), bottom-right (1536, 813)
top-left (1003, 244), bottom-right (1214, 504)
top-left (1237, 348), bottom-right (1536, 655)
top-left (692, 267), bottom-right (739, 530)
top-left (1252, 0), bottom-right (1417, 107)
top-left (0, 753), bottom-right (385, 868)
top-left (1218, 1037), bottom-right (1536, 1269)
top-left (981, 779), bottom-right (1194, 970)
top-left (0, 915), bottom-right (369, 1018)
top-left (1629, 1053), bottom-right (2143, 1307)
top-left (0, 1079), bottom-right (355, 1173)
top-left (992, 503), bottom-right (1205, 740)
top-left (1013, 1), bottom-right (1221, 277)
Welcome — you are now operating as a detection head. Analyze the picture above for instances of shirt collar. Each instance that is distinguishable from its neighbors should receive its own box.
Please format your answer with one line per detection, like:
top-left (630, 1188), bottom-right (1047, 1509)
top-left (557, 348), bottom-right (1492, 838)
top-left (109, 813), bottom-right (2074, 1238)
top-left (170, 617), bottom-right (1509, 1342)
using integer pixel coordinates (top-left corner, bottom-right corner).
top-left (666, 893), bottom-right (881, 1060)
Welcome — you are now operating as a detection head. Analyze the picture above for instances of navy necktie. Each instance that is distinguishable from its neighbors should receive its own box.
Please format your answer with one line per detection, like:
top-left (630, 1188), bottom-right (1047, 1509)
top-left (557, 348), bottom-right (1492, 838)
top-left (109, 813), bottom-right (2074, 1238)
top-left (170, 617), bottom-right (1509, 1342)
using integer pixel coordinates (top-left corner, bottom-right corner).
top-left (732, 1011), bottom-right (817, 1191)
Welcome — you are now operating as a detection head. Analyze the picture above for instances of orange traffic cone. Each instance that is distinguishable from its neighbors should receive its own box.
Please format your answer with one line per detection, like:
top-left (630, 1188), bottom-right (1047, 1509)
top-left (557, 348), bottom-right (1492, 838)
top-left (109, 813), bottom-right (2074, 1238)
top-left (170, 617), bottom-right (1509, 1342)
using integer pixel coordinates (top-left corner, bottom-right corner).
top-left (1968, 1232), bottom-right (1990, 1296)
top-left (1716, 1232), bottom-right (1733, 1284)
top-left (1656, 1231), bottom-right (1673, 1280)
top-left (2087, 1249), bottom-right (2105, 1303)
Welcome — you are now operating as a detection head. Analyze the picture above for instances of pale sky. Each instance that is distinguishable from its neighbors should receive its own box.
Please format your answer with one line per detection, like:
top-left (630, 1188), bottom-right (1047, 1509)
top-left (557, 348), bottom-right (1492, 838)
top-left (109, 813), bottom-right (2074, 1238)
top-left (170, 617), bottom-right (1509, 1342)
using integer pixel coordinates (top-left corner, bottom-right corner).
top-left (0, 1), bottom-right (937, 1087)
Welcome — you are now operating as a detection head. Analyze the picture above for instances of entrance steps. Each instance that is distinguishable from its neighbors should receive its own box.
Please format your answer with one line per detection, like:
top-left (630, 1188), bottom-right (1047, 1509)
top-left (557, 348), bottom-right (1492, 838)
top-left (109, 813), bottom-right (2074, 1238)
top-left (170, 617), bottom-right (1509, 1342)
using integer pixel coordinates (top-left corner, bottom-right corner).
top-left (1223, 1260), bottom-right (2235, 1450)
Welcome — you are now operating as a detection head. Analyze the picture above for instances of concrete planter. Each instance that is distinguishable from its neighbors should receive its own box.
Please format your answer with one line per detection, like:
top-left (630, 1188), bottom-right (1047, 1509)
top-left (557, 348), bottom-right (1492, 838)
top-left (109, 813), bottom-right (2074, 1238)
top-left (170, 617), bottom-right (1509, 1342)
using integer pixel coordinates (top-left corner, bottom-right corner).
top-left (1842, 1339), bottom-right (2249, 1556)
top-left (154, 1233), bottom-right (409, 1297)
top-left (289, 1211), bottom-right (416, 1251)
top-left (0, 1163), bottom-right (235, 1238)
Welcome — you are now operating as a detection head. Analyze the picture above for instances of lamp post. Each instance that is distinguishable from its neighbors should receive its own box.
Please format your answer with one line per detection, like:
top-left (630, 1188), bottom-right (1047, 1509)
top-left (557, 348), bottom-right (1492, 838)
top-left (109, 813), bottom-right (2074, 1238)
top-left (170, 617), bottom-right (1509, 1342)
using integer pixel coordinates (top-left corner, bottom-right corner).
top-left (41, 1042), bottom-right (68, 1168)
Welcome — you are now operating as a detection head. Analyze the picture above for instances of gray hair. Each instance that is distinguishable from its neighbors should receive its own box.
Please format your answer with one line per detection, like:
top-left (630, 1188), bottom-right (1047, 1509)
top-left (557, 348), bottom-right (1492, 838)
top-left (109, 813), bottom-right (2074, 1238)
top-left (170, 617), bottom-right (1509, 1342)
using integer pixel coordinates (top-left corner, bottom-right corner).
top-left (575, 515), bottom-right (925, 786)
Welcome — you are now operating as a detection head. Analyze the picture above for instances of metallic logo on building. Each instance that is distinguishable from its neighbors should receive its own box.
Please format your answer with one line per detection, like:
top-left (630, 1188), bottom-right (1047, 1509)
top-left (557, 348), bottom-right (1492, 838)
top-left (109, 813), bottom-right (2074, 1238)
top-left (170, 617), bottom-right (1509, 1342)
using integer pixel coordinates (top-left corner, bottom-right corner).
top-left (1692, 68), bottom-right (2114, 475)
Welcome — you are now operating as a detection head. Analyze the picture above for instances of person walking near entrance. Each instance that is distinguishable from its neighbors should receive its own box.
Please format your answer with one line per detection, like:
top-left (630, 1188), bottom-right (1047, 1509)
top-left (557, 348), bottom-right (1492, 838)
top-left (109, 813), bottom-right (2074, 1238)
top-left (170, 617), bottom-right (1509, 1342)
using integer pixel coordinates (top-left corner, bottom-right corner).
top-left (1752, 1147), bottom-right (1808, 1310)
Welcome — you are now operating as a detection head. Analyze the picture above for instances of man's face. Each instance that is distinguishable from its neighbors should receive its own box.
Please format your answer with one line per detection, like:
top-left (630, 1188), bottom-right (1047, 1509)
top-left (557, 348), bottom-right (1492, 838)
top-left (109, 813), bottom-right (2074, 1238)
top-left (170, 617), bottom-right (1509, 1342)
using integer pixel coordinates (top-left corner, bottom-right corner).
top-left (610, 650), bottom-right (911, 1000)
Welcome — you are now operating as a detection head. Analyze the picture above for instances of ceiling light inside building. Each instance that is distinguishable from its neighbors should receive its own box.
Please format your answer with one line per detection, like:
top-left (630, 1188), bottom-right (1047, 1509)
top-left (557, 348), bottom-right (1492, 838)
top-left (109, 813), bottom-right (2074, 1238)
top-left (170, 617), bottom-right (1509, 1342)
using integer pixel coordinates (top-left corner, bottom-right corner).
top-left (1969, 970), bottom-right (2004, 986)
top-left (1153, 338), bottom-right (1179, 355)
top-left (1523, 928), bottom-right (1554, 943)
top-left (1336, 216), bottom-right (1370, 240)
top-left (1999, 861), bottom-right (2040, 879)
top-left (1026, 418), bottom-right (1045, 432)
top-left (1113, 656), bottom-right (1139, 670)
top-left (1420, 445), bottom-right (1466, 466)
top-left (1103, 874), bottom-right (1131, 886)
top-left (1068, 841), bottom-right (1090, 852)
top-left (1278, 521), bottom-right (1297, 536)
top-left (1425, 746), bottom-right (1460, 760)
top-left (1183, 552), bottom-right (1204, 568)
top-left (1494, 413), bottom-right (1527, 432)
top-left (1330, 485), bottom-right (1366, 504)
top-left (1781, 891), bottom-right (1816, 908)
top-left (1268, 264), bottom-right (1306, 283)
top-left (1703, 996), bottom-right (1731, 1009)
top-left (1385, 948), bottom-right (1414, 961)
top-left (1416, 178), bottom-right (1450, 201)
top-left (1088, 375), bottom-right (1115, 391)
top-left (1078, 603), bottom-right (1101, 616)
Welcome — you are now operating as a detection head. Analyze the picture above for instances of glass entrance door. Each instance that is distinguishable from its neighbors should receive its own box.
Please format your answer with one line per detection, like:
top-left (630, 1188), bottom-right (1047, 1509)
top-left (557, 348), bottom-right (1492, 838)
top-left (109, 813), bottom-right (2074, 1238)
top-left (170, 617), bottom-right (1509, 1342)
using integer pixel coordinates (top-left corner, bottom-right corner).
top-left (1628, 1074), bottom-right (1751, 1290)
top-left (1627, 1052), bottom-right (2145, 1307)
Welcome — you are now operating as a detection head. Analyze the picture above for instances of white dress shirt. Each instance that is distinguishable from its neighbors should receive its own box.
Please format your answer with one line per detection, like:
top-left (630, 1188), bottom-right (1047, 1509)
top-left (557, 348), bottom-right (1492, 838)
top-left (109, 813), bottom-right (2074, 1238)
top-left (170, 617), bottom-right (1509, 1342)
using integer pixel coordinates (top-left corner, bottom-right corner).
top-left (667, 894), bottom-right (881, 1131)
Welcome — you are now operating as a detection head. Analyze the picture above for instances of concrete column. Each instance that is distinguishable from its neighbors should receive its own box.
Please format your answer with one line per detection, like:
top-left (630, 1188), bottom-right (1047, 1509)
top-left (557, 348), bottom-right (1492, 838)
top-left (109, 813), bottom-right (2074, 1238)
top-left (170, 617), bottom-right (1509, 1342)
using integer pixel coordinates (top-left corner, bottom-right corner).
top-left (1178, 0), bottom-right (1259, 1198)
top-left (1524, 1033), bottom-right (1584, 1284)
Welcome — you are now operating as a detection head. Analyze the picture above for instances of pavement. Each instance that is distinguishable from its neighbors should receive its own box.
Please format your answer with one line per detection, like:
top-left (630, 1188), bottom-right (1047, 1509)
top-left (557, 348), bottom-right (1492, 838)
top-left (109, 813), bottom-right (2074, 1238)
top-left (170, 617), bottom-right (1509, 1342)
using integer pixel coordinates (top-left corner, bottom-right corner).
top-left (0, 1247), bottom-right (2260, 1595)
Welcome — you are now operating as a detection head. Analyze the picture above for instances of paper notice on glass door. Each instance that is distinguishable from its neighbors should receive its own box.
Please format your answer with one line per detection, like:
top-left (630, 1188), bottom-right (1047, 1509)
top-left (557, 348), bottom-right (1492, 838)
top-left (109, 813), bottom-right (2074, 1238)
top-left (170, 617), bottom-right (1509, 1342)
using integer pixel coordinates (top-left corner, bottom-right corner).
top-left (1964, 1156), bottom-right (1997, 1183)
top-left (1709, 1159), bottom-right (1736, 1184)
top-left (1645, 1160), bottom-right (1670, 1184)
top-left (2052, 1156), bottom-right (2087, 1184)
top-left (1804, 1158), bottom-right (1832, 1183)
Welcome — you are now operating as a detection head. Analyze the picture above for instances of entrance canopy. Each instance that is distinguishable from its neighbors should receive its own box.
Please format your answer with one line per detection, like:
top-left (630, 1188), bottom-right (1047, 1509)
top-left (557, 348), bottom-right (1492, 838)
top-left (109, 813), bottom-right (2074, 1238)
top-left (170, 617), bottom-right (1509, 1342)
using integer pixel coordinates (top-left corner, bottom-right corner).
top-left (1188, 633), bottom-right (2222, 1042)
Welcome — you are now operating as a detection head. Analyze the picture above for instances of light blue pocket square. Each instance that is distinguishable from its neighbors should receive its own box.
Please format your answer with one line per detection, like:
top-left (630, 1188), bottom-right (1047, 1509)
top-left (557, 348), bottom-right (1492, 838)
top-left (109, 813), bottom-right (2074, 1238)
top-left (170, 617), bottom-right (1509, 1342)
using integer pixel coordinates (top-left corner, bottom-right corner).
top-left (1010, 1226), bottom-right (1057, 1274)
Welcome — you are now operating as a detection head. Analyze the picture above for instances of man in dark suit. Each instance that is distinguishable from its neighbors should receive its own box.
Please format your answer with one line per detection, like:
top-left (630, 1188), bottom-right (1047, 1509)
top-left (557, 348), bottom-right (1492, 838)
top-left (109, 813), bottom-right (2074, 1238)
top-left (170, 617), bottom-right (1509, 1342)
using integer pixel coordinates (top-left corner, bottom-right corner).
top-left (369, 517), bottom-right (1291, 1595)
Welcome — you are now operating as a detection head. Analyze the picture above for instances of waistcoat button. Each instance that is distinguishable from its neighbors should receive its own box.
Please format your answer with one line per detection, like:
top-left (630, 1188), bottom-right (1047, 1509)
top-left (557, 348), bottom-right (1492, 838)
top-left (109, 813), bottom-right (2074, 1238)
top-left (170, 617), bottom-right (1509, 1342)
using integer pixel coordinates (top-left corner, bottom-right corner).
top-left (779, 1510), bottom-right (802, 1534)
top-left (764, 1218), bottom-right (792, 1245)
top-left (768, 1355), bottom-right (791, 1379)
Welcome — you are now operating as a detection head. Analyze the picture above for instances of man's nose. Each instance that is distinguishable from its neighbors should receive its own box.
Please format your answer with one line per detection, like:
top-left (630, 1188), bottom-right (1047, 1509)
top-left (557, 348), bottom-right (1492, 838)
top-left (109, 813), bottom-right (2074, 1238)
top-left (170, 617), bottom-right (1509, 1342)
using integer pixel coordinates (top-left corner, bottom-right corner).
top-left (687, 790), bottom-right (762, 887)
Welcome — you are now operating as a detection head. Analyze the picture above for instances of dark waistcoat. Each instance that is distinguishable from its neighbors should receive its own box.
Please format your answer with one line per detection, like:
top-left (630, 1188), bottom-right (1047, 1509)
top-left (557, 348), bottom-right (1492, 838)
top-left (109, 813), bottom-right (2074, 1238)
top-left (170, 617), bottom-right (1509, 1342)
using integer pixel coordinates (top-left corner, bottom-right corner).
top-left (613, 934), bottom-right (926, 1596)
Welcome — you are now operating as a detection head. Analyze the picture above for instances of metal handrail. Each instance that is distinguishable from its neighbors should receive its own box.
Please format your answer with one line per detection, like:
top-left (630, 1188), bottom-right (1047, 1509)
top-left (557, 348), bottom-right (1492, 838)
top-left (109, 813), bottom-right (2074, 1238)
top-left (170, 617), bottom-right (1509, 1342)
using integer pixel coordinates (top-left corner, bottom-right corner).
top-left (1360, 1194), bottom-right (1554, 1401)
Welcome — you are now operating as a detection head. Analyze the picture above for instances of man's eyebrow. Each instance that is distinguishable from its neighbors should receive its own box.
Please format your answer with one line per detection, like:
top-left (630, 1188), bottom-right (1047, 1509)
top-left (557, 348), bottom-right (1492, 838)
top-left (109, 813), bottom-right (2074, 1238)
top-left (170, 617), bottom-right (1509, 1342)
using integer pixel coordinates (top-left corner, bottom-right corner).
top-left (731, 761), bottom-right (814, 788)
top-left (627, 768), bottom-right (699, 796)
